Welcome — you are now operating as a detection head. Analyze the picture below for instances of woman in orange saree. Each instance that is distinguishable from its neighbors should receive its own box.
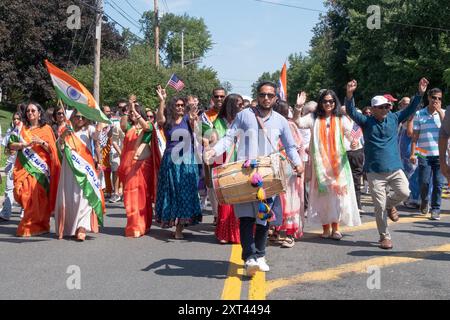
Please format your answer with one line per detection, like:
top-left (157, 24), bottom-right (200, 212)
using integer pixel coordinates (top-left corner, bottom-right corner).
top-left (8, 103), bottom-right (60, 237)
top-left (118, 100), bottom-right (159, 238)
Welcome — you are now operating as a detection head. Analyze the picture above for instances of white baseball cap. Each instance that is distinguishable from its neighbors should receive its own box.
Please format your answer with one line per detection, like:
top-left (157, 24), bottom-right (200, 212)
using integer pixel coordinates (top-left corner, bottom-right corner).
top-left (371, 95), bottom-right (391, 107)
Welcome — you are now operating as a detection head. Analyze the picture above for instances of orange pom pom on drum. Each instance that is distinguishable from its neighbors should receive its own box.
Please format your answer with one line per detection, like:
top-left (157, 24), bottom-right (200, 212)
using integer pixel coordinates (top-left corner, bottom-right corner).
top-left (212, 153), bottom-right (288, 205)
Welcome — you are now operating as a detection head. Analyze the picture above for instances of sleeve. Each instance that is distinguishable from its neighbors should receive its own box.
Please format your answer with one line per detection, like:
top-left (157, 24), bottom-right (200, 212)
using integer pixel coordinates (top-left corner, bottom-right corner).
top-left (294, 113), bottom-right (314, 129)
top-left (439, 108), bottom-right (450, 140)
top-left (344, 97), bottom-right (367, 127)
top-left (280, 119), bottom-right (302, 167)
top-left (413, 111), bottom-right (420, 132)
top-left (213, 113), bottom-right (241, 157)
top-left (397, 94), bottom-right (422, 123)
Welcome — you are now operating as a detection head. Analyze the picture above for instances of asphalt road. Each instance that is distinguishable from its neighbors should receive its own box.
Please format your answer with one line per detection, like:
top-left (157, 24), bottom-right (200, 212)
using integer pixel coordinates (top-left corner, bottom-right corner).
top-left (0, 194), bottom-right (449, 300)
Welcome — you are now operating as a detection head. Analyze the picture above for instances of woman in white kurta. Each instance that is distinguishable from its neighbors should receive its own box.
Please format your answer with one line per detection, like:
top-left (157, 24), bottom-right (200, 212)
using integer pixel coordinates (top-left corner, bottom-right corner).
top-left (294, 90), bottom-right (361, 240)
top-left (54, 111), bottom-right (104, 241)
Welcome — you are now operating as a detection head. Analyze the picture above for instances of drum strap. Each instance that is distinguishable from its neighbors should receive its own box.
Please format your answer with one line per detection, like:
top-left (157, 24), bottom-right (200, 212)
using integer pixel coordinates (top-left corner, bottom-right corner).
top-left (251, 107), bottom-right (296, 169)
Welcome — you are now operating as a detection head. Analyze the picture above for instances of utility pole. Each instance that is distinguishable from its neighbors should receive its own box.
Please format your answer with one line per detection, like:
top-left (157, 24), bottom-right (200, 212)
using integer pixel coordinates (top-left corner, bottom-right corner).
top-left (154, 0), bottom-right (159, 67)
top-left (181, 30), bottom-right (184, 68)
top-left (93, 0), bottom-right (103, 104)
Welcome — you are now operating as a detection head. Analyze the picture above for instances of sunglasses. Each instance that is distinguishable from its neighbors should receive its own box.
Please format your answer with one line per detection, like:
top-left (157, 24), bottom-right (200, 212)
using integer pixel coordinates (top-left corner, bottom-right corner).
top-left (175, 103), bottom-right (185, 107)
top-left (431, 96), bottom-right (442, 101)
top-left (13, 118), bottom-right (21, 121)
top-left (26, 109), bottom-right (37, 114)
top-left (258, 93), bottom-right (276, 99)
top-left (214, 95), bottom-right (225, 99)
top-left (56, 112), bottom-right (65, 116)
top-left (373, 104), bottom-right (391, 110)
top-left (323, 99), bottom-right (335, 105)
top-left (74, 115), bottom-right (85, 120)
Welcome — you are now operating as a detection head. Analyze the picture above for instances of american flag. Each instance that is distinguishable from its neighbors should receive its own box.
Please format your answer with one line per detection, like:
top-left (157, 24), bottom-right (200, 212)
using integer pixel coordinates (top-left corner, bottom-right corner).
top-left (167, 74), bottom-right (185, 91)
top-left (351, 122), bottom-right (363, 141)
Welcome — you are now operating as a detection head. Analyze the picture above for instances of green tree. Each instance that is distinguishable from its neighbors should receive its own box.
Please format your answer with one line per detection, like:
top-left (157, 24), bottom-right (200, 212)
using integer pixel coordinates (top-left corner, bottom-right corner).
top-left (72, 44), bottom-right (220, 110)
top-left (141, 11), bottom-right (213, 67)
top-left (0, 0), bottom-right (128, 104)
top-left (251, 71), bottom-right (280, 99)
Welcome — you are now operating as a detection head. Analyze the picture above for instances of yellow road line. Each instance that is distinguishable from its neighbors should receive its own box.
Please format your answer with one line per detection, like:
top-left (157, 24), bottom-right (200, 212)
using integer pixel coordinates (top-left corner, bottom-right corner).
top-left (249, 270), bottom-right (266, 300)
top-left (266, 243), bottom-right (450, 296)
top-left (221, 244), bottom-right (244, 300)
top-left (223, 214), bottom-right (447, 300)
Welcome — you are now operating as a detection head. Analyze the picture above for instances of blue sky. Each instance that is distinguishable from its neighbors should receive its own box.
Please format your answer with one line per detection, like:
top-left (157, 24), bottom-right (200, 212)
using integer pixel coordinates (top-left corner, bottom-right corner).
top-left (105, 0), bottom-right (327, 98)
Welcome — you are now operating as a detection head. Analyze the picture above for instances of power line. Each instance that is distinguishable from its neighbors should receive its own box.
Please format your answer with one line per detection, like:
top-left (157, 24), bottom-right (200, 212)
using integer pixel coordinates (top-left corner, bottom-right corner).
top-left (74, 0), bottom-right (144, 41)
top-left (252, 0), bottom-right (326, 14)
top-left (75, 16), bottom-right (96, 69)
top-left (109, 0), bottom-right (140, 22)
top-left (125, 0), bottom-right (143, 17)
top-left (106, 0), bottom-right (141, 29)
top-left (385, 20), bottom-right (450, 33)
top-left (253, 0), bottom-right (450, 33)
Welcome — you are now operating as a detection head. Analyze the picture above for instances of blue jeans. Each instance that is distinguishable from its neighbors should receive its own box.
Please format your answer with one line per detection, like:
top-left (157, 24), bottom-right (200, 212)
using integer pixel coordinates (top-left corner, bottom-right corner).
top-left (418, 156), bottom-right (444, 213)
top-left (408, 168), bottom-right (420, 202)
top-left (239, 217), bottom-right (270, 261)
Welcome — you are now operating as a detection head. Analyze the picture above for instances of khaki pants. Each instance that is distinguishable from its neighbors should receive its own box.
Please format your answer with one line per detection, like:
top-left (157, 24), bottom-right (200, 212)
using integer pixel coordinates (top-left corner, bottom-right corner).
top-left (367, 170), bottom-right (410, 240)
top-left (207, 187), bottom-right (219, 218)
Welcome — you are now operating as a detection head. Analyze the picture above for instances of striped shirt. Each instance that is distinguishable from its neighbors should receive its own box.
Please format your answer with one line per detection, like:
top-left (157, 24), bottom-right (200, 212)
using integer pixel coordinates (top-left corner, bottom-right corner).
top-left (413, 107), bottom-right (441, 156)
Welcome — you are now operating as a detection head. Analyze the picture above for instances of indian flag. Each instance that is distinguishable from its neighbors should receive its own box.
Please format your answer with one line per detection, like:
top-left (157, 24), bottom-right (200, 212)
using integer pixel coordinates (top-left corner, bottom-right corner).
top-left (44, 60), bottom-right (110, 124)
top-left (278, 62), bottom-right (287, 101)
top-left (415, 147), bottom-right (428, 159)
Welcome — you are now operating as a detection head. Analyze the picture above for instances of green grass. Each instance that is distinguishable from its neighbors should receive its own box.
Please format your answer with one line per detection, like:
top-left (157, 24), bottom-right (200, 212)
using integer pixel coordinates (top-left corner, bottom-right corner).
top-left (0, 103), bottom-right (14, 196)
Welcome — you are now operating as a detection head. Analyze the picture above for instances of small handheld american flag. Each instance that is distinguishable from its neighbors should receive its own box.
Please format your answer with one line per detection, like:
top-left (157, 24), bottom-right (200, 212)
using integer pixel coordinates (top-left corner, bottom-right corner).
top-left (350, 122), bottom-right (363, 141)
top-left (166, 74), bottom-right (185, 92)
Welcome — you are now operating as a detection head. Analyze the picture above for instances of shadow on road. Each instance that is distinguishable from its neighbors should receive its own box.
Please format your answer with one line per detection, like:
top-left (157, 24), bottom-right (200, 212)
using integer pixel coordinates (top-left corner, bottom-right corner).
top-left (141, 258), bottom-right (236, 279)
top-left (298, 232), bottom-right (379, 248)
top-left (149, 228), bottom-right (219, 245)
top-left (347, 249), bottom-right (450, 261)
top-left (396, 229), bottom-right (450, 238)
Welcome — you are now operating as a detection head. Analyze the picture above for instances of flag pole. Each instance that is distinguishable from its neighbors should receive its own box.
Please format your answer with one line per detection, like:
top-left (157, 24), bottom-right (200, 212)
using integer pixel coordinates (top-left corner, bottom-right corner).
top-left (164, 73), bottom-right (174, 90)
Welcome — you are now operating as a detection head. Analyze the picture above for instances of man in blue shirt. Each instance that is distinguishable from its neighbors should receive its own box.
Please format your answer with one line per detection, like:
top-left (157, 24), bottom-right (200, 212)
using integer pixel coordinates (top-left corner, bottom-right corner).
top-left (345, 78), bottom-right (429, 249)
top-left (410, 88), bottom-right (445, 220)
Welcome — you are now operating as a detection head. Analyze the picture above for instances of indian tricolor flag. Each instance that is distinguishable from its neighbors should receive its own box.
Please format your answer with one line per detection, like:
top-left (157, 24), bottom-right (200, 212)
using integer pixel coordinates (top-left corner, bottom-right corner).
top-left (44, 60), bottom-right (110, 124)
top-left (278, 62), bottom-right (287, 101)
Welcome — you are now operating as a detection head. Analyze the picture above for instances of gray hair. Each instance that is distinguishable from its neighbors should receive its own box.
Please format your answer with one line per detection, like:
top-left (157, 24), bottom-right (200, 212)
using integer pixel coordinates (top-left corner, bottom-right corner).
top-left (302, 101), bottom-right (318, 116)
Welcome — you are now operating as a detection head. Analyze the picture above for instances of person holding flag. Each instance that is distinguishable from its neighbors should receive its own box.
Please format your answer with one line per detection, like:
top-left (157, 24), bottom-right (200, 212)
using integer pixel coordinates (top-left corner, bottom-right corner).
top-left (8, 103), bottom-right (61, 237)
top-left (54, 111), bottom-right (105, 241)
top-left (155, 85), bottom-right (202, 240)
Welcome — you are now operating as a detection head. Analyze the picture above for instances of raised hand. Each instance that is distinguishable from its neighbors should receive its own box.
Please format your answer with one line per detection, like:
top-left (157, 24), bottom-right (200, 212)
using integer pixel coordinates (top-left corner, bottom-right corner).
top-left (296, 91), bottom-right (307, 107)
top-left (418, 77), bottom-right (429, 95)
top-left (346, 80), bottom-right (357, 99)
top-left (156, 85), bottom-right (167, 102)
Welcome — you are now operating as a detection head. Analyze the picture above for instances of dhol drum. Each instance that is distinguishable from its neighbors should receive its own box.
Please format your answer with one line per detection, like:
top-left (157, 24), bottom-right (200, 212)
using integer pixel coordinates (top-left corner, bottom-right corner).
top-left (212, 153), bottom-right (288, 205)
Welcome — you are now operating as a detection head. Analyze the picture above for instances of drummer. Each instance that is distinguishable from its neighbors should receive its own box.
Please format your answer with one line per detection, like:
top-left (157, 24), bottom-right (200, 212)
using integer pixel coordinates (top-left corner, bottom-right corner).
top-left (205, 81), bottom-right (303, 277)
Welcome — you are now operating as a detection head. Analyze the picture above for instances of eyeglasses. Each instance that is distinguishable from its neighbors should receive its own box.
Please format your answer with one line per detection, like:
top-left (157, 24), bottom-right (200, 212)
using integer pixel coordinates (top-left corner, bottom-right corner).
top-left (56, 112), bottom-right (65, 116)
top-left (74, 115), bottom-right (85, 120)
top-left (13, 118), bottom-right (21, 121)
top-left (214, 95), bottom-right (225, 99)
top-left (431, 96), bottom-right (442, 101)
top-left (26, 109), bottom-right (37, 114)
top-left (147, 115), bottom-right (154, 118)
top-left (258, 93), bottom-right (276, 99)
top-left (323, 99), bottom-right (335, 105)
top-left (175, 104), bottom-right (185, 107)
top-left (373, 104), bottom-right (391, 110)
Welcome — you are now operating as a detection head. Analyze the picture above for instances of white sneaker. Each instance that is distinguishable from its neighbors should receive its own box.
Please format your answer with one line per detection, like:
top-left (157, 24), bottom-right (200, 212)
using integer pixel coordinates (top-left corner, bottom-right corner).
top-left (244, 258), bottom-right (259, 277)
top-left (257, 257), bottom-right (270, 272)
